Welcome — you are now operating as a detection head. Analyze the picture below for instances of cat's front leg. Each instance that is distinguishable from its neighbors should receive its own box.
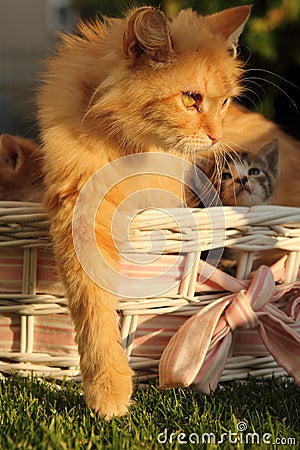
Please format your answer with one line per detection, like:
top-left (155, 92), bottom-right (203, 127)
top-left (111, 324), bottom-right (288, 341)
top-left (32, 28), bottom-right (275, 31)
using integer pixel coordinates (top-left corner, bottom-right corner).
top-left (51, 216), bottom-right (133, 419)
top-left (69, 278), bottom-right (133, 419)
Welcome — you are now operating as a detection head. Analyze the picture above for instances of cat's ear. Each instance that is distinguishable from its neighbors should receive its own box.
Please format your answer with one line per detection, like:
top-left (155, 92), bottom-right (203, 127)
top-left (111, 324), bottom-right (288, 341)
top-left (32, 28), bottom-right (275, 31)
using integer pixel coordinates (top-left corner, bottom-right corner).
top-left (123, 7), bottom-right (172, 62)
top-left (260, 139), bottom-right (279, 178)
top-left (0, 134), bottom-right (24, 172)
top-left (206, 5), bottom-right (252, 57)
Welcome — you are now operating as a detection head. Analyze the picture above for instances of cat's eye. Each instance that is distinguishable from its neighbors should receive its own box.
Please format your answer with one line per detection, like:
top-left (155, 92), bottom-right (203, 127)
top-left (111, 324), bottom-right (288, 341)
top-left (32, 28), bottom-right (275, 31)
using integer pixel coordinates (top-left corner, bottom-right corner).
top-left (222, 172), bottom-right (232, 180)
top-left (248, 168), bottom-right (261, 176)
top-left (222, 98), bottom-right (230, 108)
top-left (182, 92), bottom-right (202, 110)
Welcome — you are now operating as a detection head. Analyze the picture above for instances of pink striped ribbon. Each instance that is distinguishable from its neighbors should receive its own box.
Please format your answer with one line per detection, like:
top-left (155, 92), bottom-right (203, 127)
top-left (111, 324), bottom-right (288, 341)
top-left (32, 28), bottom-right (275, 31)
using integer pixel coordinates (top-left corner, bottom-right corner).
top-left (159, 264), bottom-right (300, 393)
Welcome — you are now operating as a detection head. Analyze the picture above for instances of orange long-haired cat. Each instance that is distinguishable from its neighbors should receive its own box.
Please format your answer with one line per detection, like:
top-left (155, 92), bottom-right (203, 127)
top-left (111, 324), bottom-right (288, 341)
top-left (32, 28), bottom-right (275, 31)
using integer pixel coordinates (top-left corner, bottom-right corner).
top-left (37, 5), bottom-right (251, 418)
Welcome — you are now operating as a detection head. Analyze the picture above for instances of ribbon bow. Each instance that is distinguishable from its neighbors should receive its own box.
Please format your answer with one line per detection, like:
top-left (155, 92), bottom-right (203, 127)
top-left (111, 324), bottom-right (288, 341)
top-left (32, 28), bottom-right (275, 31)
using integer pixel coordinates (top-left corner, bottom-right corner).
top-left (159, 264), bottom-right (300, 393)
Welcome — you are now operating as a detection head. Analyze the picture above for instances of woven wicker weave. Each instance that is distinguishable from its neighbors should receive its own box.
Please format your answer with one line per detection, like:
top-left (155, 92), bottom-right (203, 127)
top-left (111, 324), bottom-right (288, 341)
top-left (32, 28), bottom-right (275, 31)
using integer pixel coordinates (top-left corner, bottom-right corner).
top-left (1, 201), bottom-right (300, 383)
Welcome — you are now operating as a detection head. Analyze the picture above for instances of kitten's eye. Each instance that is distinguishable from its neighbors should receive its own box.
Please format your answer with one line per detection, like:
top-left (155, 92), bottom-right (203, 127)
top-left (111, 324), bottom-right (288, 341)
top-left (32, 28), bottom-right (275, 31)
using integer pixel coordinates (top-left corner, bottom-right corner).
top-left (222, 172), bottom-right (232, 180)
top-left (222, 98), bottom-right (230, 108)
top-left (248, 167), bottom-right (261, 176)
top-left (182, 92), bottom-right (202, 110)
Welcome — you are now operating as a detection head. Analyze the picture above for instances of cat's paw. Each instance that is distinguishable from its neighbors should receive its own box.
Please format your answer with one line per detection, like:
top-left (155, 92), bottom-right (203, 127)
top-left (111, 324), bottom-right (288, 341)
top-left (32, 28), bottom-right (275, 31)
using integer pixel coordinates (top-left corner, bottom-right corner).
top-left (84, 364), bottom-right (134, 420)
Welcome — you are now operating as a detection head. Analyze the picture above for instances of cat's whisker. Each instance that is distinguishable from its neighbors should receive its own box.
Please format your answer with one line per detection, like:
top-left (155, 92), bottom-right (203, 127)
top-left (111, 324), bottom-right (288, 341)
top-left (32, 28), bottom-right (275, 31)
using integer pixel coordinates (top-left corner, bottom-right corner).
top-left (244, 68), bottom-right (300, 91)
top-left (240, 81), bottom-right (266, 105)
top-left (227, 148), bottom-right (244, 166)
top-left (209, 151), bottom-right (223, 205)
top-left (224, 149), bottom-right (249, 206)
top-left (221, 138), bottom-right (250, 153)
top-left (237, 93), bottom-right (262, 111)
top-left (181, 148), bottom-right (191, 206)
top-left (191, 148), bottom-right (223, 207)
top-left (244, 76), bottom-right (298, 112)
top-left (242, 77), bottom-right (266, 92)
top-left (214, 152), bottom-right (224, 200)
top-left (204, 148), bottom-right (224, 205)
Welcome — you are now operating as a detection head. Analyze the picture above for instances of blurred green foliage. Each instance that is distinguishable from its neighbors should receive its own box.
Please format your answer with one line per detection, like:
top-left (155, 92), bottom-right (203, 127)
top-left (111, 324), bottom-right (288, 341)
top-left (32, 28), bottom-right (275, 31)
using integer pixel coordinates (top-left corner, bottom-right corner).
top-left (72, 0), bottom-right (300, 138)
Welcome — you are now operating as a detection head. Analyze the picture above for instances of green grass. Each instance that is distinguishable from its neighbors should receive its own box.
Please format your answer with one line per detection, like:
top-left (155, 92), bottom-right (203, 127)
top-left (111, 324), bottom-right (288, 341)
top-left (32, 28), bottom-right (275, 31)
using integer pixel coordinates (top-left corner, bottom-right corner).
top-left (0, 375), bottom-right (299, 449)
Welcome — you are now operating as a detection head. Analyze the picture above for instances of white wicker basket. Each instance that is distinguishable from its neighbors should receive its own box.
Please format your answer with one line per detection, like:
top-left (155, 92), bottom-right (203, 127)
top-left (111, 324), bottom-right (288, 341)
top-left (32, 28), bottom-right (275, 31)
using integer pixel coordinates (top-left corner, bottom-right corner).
top-left (1, 201), bottom-right (300, 387)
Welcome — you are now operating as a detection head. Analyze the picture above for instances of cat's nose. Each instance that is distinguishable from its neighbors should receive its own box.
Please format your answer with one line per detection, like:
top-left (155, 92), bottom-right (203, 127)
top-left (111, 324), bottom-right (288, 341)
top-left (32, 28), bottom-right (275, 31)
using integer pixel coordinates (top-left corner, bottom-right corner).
top-left (208, 134), bottom-right (222, 145)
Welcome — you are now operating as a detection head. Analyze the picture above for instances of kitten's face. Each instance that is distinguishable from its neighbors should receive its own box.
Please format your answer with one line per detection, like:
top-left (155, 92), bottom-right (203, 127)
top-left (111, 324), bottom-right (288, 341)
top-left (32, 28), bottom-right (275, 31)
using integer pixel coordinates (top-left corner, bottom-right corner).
top-left (219, 141), bottom-right (279, 206)
top-left (84, 7), bottom-right (250, 155)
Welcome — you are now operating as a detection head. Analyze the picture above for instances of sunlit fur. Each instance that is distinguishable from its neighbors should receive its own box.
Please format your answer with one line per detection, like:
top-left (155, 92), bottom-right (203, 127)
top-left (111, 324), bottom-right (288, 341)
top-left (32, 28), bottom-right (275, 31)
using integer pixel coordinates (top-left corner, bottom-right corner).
top-left (37, 5), bottom-right (251, 418)
top-left (0, 134), bottom-right (43, 201)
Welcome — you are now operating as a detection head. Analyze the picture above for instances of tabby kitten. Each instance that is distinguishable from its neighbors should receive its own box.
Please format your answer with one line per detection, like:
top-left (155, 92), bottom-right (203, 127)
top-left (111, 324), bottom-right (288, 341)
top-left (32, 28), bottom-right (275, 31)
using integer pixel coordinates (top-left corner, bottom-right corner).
top-left (218, 140), bottom-right (279, 206)
top-left (218, 141), bottom-right (279, 273)
top-left (37, 5), bottom-right (251, 418)
top-left (190, 140), bottom-right (279, 207)
top-left (224, 102), bottom-right (300, 207)
top-left (0, 133), bottom-right (43, 202)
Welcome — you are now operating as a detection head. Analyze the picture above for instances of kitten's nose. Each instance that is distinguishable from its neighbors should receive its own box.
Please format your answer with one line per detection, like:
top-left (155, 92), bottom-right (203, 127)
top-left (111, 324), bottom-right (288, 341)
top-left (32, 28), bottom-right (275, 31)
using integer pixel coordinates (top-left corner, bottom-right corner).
top-left (237, 176), bottom-right (248, 185)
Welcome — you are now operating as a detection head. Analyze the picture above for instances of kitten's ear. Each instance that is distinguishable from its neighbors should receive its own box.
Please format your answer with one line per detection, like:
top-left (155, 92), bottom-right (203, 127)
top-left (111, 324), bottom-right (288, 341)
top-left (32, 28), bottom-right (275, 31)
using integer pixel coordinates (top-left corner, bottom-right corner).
top-left (0, 134), bottom-right (24, 172)
top-left (260, 139), bottom-right (279, 177)
top-left (123, 7), bottom-right (172, 62)
top-left (206, 5), bottom-right (252, 57)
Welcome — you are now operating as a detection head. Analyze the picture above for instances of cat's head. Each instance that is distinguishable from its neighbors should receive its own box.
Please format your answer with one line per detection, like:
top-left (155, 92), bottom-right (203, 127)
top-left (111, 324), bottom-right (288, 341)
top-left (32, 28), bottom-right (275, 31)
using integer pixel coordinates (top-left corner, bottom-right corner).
top-left (84, 5), bottom-right (251, 154)
top-left (0, 133), bottom-right (43, 202)
top-left (218, 140), bottom-right (279, 206)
